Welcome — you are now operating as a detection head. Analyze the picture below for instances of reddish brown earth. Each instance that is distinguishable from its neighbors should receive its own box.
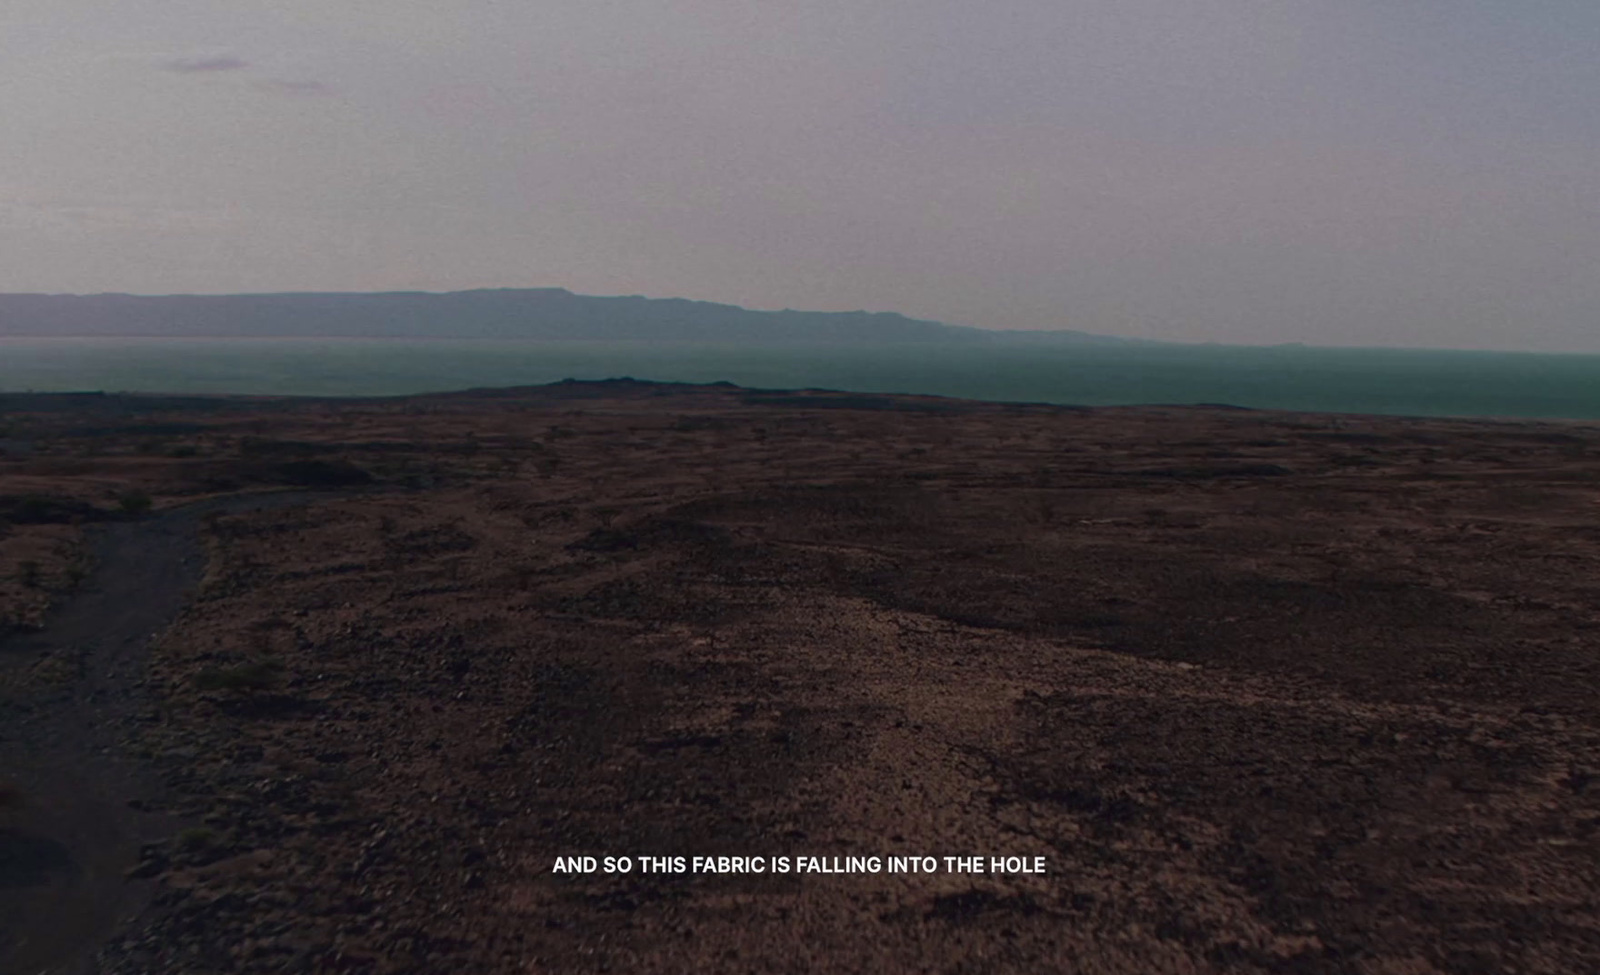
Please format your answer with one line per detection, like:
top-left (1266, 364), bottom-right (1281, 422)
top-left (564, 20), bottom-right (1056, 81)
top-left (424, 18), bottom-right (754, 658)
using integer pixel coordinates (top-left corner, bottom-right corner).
top-left (1, 381), bottom-right (1598, 974)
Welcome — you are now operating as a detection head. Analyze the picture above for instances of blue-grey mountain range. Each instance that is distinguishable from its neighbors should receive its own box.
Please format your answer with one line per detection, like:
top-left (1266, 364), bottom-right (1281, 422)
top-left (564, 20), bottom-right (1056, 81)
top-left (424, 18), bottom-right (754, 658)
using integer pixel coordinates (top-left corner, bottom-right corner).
top-left (0, 289), bottom-right (1137, 345)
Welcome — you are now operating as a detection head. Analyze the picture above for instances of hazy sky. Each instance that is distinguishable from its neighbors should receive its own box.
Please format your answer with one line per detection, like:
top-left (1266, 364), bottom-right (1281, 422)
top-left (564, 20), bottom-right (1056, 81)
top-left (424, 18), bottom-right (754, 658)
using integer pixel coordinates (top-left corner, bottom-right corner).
top-left (3, 2), bottom-right (1597, 351)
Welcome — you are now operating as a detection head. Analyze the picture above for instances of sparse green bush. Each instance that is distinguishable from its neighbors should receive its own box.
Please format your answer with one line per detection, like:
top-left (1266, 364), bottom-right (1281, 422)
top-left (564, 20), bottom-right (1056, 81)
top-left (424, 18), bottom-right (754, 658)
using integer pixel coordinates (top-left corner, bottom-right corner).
top-left (274, 459), bottom-right (372, 487)
top-left (117, 490), bottom-right (153, 517)
top-left (29, 651), bottom-right (82, 686)
top-left (193, 659), bottom-right (284, 693)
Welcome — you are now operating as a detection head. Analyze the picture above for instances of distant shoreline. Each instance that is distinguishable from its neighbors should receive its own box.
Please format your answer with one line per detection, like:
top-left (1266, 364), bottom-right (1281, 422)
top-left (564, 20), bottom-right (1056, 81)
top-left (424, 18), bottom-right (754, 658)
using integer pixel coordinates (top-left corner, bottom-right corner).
top-left (6, 337), bottom-right (1600, 421)
top-left (3, 375), bottom-right (1600, 427)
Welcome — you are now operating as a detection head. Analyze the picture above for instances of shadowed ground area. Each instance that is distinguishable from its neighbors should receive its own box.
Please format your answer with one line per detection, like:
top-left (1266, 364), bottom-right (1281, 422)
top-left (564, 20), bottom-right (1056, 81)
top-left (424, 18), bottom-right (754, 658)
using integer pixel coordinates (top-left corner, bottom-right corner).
top-left (0, 380), bottom-right (1596, 973)
top-left (0, 829), bottom-right (76, 888)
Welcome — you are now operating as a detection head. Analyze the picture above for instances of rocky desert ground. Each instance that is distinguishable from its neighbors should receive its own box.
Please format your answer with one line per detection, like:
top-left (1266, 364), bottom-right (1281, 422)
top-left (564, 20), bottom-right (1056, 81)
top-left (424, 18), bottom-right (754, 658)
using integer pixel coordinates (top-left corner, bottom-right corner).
top-left (1, 380), bottom-right (1597, 974)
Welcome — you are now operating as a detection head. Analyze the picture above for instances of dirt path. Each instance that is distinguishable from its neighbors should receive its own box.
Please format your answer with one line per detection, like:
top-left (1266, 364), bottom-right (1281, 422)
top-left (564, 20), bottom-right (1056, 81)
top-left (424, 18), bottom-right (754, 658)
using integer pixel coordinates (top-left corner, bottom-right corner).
top-left (0, 492), bottom-right (325, 975)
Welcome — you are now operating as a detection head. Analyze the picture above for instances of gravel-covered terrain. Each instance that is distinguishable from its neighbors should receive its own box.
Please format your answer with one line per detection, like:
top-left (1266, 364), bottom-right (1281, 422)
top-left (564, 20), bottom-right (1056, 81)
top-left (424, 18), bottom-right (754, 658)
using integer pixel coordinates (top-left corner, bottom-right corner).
top-left (2, 381), bottom-right (1597, 973)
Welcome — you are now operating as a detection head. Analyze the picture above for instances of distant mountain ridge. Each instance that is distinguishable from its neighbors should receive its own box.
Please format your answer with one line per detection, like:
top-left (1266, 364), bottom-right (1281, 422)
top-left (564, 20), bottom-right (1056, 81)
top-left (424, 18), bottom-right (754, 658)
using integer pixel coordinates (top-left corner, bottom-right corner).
top-left (0, 289), bottom-right (1137, 345)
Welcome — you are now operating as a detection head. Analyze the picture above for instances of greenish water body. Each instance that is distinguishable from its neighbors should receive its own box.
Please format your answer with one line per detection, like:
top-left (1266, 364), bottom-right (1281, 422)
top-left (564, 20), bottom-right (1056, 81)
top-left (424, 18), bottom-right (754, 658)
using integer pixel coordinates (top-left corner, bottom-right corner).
top-left (3, 338), bottom-right (1600, 420)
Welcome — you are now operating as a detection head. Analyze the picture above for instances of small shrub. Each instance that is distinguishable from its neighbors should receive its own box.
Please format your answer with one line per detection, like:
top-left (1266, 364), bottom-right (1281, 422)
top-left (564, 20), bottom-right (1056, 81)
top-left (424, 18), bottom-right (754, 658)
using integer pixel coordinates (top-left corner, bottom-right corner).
top-left (117, 490), bottom-right (153, 517)
top-left (193, 659), bottom-right (284, 693)
top-left (30, 650), bottom-right (83, 685)
top-left (274, 459), bottom-right (372, 487)
top-left (18, 560), bottom-right (41, 588)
